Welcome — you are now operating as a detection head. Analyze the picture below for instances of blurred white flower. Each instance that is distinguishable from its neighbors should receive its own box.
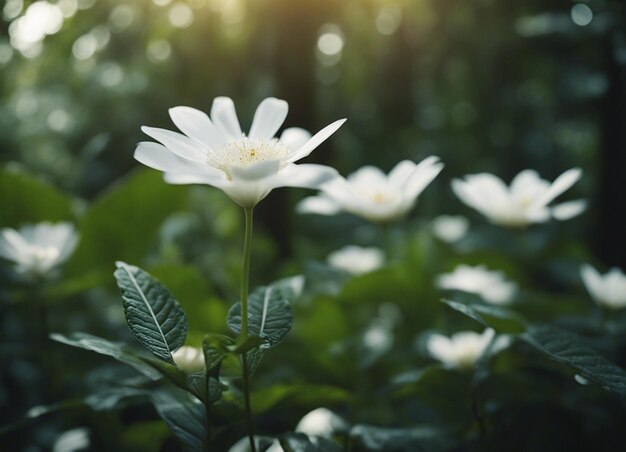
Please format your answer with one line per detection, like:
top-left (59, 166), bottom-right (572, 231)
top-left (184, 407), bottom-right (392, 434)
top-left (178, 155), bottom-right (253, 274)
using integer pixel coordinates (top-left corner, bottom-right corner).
top-left (436, 264), bottom-right (517, 305)
top-left (296, 407), bottom-right (348, 438)
top-left (327, 245), bottom-right (384, 275)
top-left (0, 222), bottom-right (78, 277)
top-left (452, 168), bottom-right (585, 227)
top-left (53, 427), bottom-right (90, 452)
top-left (580, 264), bottom-right (626, 310)
top-left (297, 157), bottom-right (443, 223)
top-left (427, 329), bottom-right (495, 369)
top-left (431, 215), bottom-right (469, 243)
top-left (135, 97), bottom-right (345, 208)
top-left (172, 345), bottom-right (205, 373)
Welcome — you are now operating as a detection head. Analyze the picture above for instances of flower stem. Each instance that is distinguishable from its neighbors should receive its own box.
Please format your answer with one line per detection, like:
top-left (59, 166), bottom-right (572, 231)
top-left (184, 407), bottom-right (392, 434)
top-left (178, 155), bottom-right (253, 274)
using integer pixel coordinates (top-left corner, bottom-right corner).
top-left (241, 207), bottom-right (253, 339)
top-left (241, 206), bottom-right (256, 452)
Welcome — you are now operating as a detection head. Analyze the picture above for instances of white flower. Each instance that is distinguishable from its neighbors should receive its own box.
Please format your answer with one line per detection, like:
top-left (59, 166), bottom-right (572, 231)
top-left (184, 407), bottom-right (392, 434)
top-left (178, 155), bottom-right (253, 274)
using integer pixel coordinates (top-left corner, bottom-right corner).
top-left (297, 157), bottom-right (444, 223)
top-left (431, 215), bottom-right (469, 243)
top-left (327, 245), bottom-right (384, 275)
top-left (135, 97), bottom-right (345, 208)
top-left (451, 168), bottom-right (586, 227)
top-left (172, 346), bottom-right (205, 373)
top-left (436, 264), bottom-right (517, 305)
top-left (0, 222), bottom-right (78, 277)
top-left (296, 408), bottom-right (348, 438)
top-left (580, 264), bottom-right (626, 310)
top-left (427, 329), bottom-right (495, 369)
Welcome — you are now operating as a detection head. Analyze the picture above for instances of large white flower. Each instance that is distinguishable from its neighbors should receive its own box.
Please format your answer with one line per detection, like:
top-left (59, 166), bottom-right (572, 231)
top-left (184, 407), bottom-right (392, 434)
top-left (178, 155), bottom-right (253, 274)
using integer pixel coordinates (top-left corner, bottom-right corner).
top-left (327, 245), bottom-right (384, 275)
top-left (452, 168), bottom-right (586, 227)
top-left (0, 222), bottom-right (78, 277)
top-left (436, 264), bottom-right (517, 305)
top-left (296, 157), bottom-right (444, 223)
top-left (135, 97), bottom-right (345, 207)
top-left (426, 329), bottom-right (496, 369)
top-left (580, 264), bottom-right (626, 310)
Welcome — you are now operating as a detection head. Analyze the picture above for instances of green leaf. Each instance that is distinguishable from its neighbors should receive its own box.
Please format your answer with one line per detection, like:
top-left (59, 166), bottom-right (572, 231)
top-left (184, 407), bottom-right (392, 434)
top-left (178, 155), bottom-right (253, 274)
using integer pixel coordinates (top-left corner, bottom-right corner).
top-left (203, 334), bottom-right (234, 370)
top-left (279, 433), bottom-right (342, 452)
top-left (522, 325), bottom-right (626, 397)
top-left (150, 388), bottom-right (206, 451)
top-left (114, 262), bottom-right (188, 364)
top-left (251, 384), bottom-right (352, 415)
top-left (442, 299), bottom-right (527, 333)
top-left (349, 425), bottom-right (450, 452)
top-left (51, 333), bottom-right (161, 380)
top-left (227, 285), bottom-right (293, 348)
top-left (0, 165), bottom-right (75, 227)
top-left (65, 169), bottom-right (187, 279)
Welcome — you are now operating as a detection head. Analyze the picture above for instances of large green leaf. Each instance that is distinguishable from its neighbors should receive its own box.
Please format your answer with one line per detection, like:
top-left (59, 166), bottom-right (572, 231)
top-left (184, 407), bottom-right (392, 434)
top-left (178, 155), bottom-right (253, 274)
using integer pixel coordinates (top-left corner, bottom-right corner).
top-left (114, 262), bottom-right (188, 364)
top-left (50, 333), bottom-right (161, 380)
top-left (227, 285), bottom-right (293, 348)
top-left (442, 299), bottom-right (527, 334)
top-left (0, 165), bottom-right (75, 227)
top-left (522, 326), bottom-right (626, 397)
top-left (64, 169), bottom-right (187, 279)
top-left (150, 388), bottom-right (206, 452)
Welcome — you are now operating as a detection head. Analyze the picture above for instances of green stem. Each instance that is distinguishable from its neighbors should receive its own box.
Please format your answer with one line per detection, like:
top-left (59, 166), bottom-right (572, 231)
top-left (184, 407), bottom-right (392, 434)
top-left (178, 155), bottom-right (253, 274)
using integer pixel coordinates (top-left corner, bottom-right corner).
top-left (242, 207), bottom-right (253, 339)
top-left (241, 206), bottom-right (256, 452)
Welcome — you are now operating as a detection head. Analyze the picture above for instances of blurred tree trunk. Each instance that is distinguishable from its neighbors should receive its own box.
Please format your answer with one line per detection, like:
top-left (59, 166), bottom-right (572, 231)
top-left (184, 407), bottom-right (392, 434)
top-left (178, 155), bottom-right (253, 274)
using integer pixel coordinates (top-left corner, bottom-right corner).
top-left (598, 31), bottom-right (626, 268)
top-left (256, 0), bottom-right (334, 259)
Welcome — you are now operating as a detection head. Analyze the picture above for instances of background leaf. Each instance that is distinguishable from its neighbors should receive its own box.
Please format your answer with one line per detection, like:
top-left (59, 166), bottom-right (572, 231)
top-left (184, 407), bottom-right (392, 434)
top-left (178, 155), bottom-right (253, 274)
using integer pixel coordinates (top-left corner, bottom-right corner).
top-left (114, 262), bottom-right (188, 364)
top-left (442, 299), bottom-right (527, 334)
top-left (0, 165), bottom-right (75, 227)
top-left (522, 326), bottom-right (626, 397)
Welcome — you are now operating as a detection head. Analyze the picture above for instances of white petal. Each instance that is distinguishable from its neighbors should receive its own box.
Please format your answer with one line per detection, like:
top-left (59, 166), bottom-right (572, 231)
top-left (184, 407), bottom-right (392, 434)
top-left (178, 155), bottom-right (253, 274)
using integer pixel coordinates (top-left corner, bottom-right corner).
top-left (404, 159), bottom-right (444, 201)
top-left (210, 97), bottom-right (242, 139)
top-left (141, 126), bottom-right (207, 162)
top-left (169, 106), bottom-right (226, 149)
top-left (230, 159), bottom-right (281, 181)
top-left (134, 142), bottom-right (220, 178)
top-left (280, 127), bottom-right (312, 152)
top-left (285, 118), bottom-right (346, 164)
top-left (510, 169), bottom-right (542, 196)
top-left (580, 264), bottom-right (604, 303)
top-left (552, 199), bottom-right (587, 220)
top-left (0, 229), bottom-right (28, 260)
top-left (388, 160), bottom-right (417, 187)
top-left (296, 195), bottom-right (342, 215)
top-left (536, 168), bottom-right (582, 207)
top-left (248, 97), bottom-right (288, 141)
top-left (164, 172), bottom-right (227, 187)
top-left (268, 164), bottom-right (338, 190)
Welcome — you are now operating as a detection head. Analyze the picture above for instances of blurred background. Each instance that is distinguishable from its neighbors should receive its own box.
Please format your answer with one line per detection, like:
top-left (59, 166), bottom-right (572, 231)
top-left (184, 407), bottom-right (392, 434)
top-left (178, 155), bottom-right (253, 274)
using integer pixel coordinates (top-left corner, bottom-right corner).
top-left (0, 0), bottom-right (624, 263)
top-left (2, 0), bottom-right (626, 450)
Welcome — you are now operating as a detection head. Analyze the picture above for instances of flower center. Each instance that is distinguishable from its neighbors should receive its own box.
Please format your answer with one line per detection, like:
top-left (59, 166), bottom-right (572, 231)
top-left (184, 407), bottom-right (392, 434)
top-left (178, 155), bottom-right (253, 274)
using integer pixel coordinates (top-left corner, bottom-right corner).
top-left (206, 137), bottom-right (290, 177)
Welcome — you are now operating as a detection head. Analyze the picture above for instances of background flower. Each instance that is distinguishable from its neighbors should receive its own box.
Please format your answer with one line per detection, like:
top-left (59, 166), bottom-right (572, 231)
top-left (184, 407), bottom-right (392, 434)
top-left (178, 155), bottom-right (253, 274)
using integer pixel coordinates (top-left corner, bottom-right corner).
top-left (327, 245), bottom-right (384, 275)
top-left (431, 215), bottom-right (470, 243)
top-left (426, 329), bottom-right (496, 369)
top-left (452, 169), bottom-right (586, 227)
top-left (436, 264), bottom-right (517, 305)
top-left (580, 264), bottom-right (626, 310)
top-left (297, 157), bottom-right (443, 223)
top-left (0, 222), bottom-right (78, 277)
top-left (135, 97), bottom-right (345, 207)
